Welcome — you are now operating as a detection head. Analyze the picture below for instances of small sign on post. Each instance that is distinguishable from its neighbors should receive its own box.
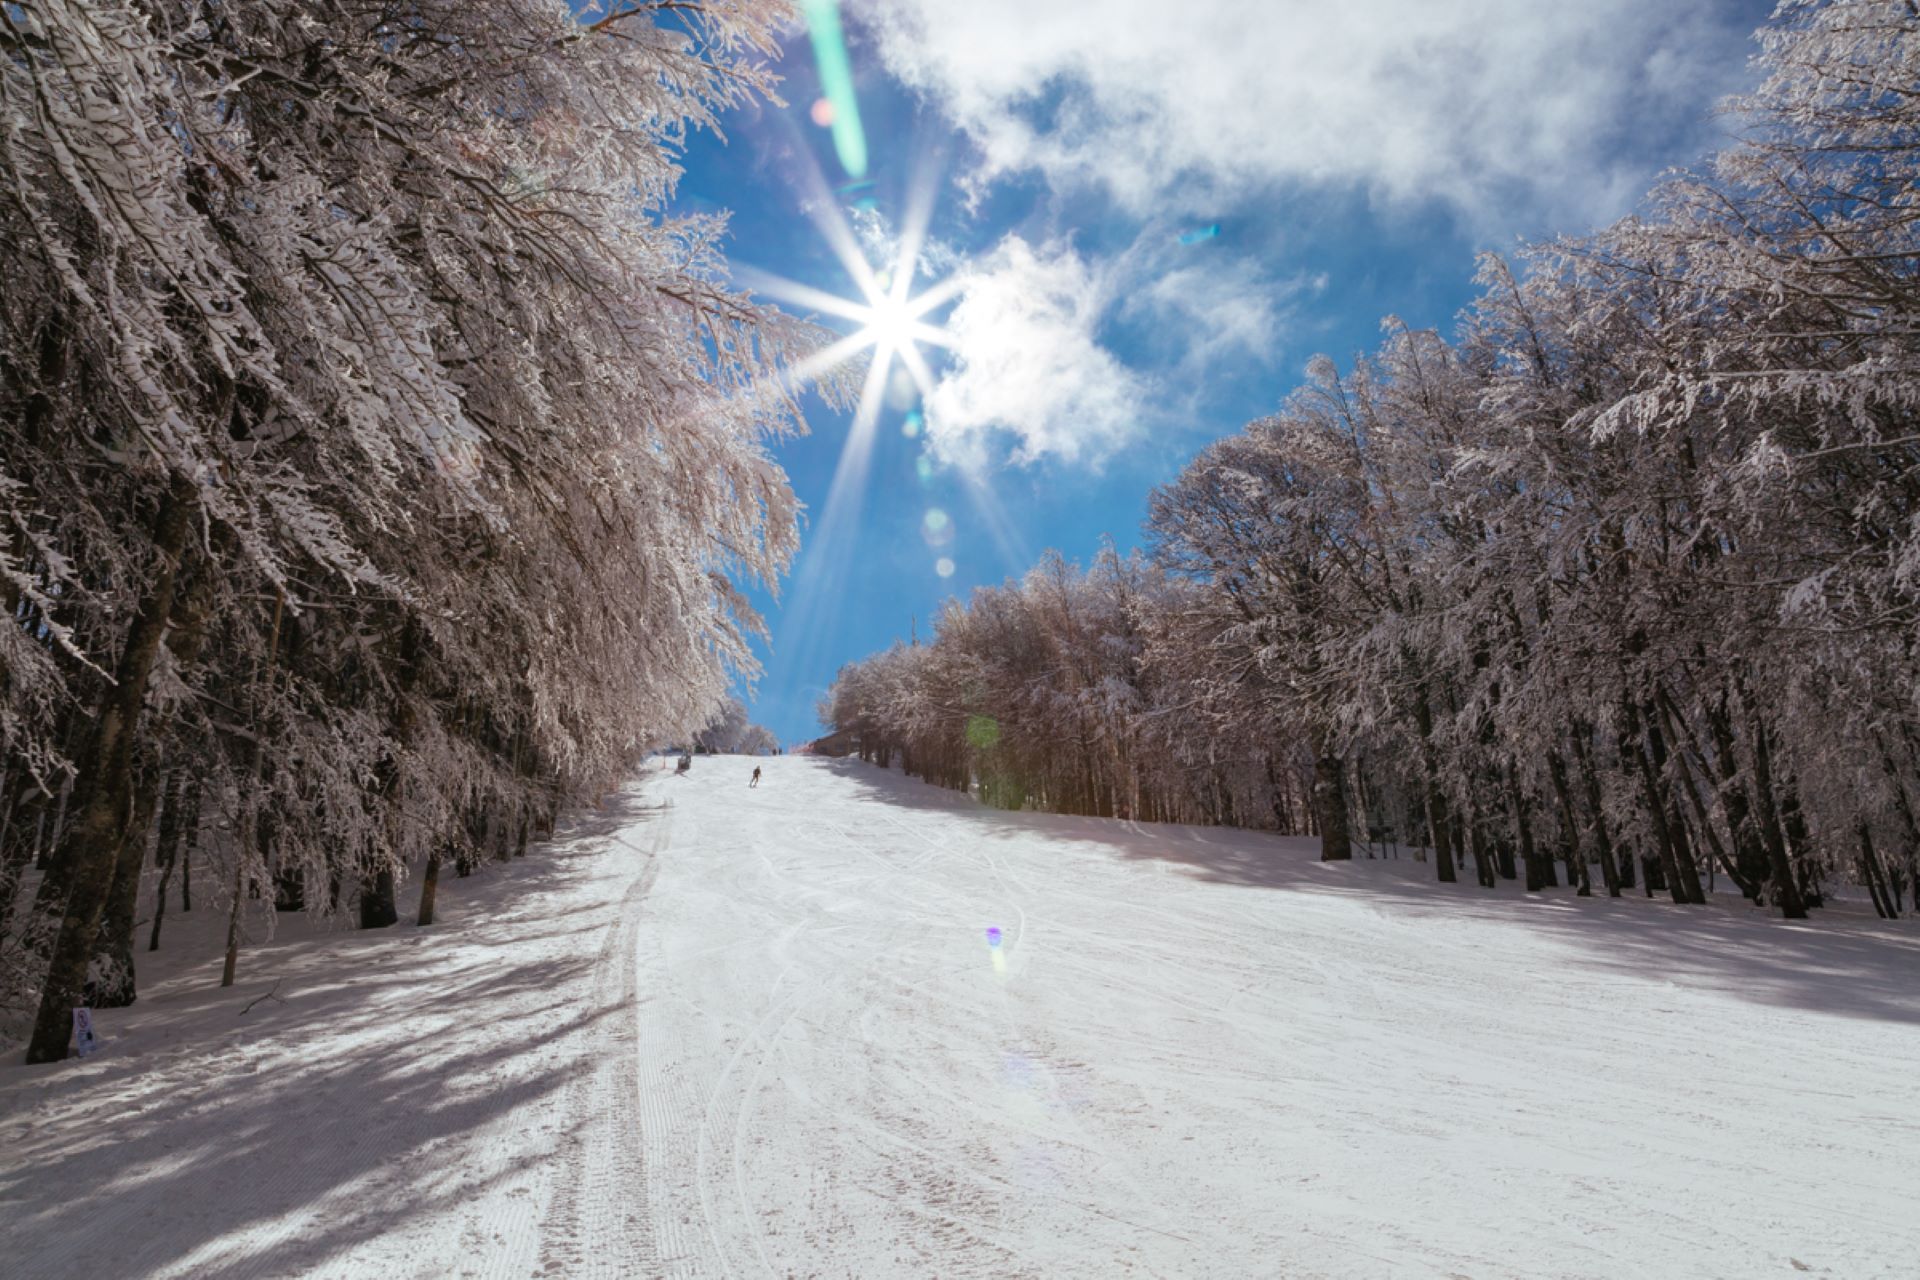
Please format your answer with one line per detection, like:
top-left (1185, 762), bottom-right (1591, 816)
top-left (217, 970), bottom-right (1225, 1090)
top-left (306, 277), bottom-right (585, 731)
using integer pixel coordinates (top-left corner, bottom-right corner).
top-left (72, 1008), bottom-right (97, 1059)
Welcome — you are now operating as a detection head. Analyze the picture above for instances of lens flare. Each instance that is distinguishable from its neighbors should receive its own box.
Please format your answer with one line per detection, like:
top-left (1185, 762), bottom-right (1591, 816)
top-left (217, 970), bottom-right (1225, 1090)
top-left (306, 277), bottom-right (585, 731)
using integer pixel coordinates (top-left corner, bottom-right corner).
top-left (966, 715), bottom-right (1000, 749)
top-left (799, 0), bottom-right (867, 179)
top-left (935, 557), bottom-right (956, 578)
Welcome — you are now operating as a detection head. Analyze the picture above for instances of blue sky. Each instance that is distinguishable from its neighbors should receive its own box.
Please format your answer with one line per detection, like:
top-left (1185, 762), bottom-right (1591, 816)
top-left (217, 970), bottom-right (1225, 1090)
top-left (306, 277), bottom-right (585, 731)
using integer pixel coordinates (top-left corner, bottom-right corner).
top-left (671, 0), bottom-right (1776, 745)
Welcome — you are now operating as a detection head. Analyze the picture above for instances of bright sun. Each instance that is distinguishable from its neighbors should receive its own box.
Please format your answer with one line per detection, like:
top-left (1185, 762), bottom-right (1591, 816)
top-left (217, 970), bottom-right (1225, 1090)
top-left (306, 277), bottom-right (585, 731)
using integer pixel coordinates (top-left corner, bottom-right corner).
top-left (734, 188), bottom-right (962, 438)
top-left (862, 293), bottom-right (918, 357)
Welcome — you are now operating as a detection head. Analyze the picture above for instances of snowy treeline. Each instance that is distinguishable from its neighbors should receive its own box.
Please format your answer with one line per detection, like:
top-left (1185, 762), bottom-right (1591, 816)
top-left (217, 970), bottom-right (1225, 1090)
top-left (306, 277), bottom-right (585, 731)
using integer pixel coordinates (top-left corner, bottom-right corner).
top-left (691, 696), bottom-right (780, 754)
top-left (0, 0), bottom-right (824, 1062)
top-left (824, 1), bottom-right (1920, 922)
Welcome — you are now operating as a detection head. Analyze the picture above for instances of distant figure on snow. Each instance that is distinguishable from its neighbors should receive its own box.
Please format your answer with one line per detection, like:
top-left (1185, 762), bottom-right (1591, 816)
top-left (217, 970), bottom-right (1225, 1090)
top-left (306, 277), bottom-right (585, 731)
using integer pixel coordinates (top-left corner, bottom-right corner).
top-left (750, 766), bottom-right (762, 788)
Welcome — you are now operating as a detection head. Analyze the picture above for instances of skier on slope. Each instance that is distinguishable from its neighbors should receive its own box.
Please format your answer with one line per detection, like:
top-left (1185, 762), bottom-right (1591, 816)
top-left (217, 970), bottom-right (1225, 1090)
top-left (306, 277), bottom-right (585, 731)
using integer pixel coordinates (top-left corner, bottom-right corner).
top-left (750, 765), bottom-right (762, 788)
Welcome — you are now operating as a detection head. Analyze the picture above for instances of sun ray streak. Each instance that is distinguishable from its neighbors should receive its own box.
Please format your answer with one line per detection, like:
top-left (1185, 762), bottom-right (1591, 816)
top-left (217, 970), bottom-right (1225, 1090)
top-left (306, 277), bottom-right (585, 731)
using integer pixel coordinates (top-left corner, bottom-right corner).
top-left (785, 329), bottom-right (878, 391)
top-left (735, 267), bottom-right (885, 326)
top-left (905, 322), bottom-right (955, 351)
top-left (906, 276), bottom-right (965, 317)
top-left (958, 465), bottom-right (1034, 573)
top-left (897, 342), bottom-right (938, 400)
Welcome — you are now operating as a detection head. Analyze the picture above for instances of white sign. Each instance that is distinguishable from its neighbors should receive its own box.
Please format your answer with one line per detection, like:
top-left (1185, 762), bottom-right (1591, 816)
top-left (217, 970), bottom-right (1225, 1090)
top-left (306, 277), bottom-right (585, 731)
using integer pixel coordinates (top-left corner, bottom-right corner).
top-left (72, 1008), bottom-right (97, 1059)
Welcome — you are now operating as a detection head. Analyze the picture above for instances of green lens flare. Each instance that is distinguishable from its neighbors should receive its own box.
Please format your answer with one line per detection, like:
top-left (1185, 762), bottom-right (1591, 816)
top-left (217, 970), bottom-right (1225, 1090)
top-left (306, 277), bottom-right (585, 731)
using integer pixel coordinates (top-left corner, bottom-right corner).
top-left (800, 0), bottom-right (868, 179)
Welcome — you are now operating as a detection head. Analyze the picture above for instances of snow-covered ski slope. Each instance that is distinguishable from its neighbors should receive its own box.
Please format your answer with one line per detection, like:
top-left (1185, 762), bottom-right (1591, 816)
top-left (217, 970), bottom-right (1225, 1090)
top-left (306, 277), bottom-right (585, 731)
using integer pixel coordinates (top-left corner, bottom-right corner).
top-left (5, 755), bottom-right (1918, 1278)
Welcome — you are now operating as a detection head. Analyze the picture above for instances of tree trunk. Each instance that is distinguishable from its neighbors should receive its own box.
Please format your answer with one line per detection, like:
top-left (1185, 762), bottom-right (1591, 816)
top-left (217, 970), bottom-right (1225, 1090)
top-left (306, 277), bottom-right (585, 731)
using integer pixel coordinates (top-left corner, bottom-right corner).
top-left (1669, 737), bottom-right (1754, 903)
top-left (1507, 764), bottom-right (1547, 892)
top-left (24, 477), bottom-right (196, 1063)
top-left (417, 849), bottom-right (443, 926)
top-left (1546, 748), bottom-right (1590, 896)
top-left (1577, 721), bottom-right (1634, 895)
top-left (91, 762), bottom-right (164, 1007)
top-left (1856, 824), bottom-right (1898, 920)
top-left (360, 867), bottom-right (399, 929)
top-left (1702, 691), bottom-right (1772, 899)
top-left (1410, 686), bottom-right (1455, 883)
top-left (1628, 701), bottom-right (1703, 905)
top-left (1463, 805), bottom-right (1497, 888)
top-left (1311, 746), bottom-right (1351, 862)
top-left (1427, 784), bottom-right (1456, 883)
top-left (1743, 713), bottom-right (1808, 918)
top-left (147, 776), bottom-right (199, 952)
top-left (0, 778), bottom-right (48, 934)
top-left (224, 587), bottom-right (286, 987)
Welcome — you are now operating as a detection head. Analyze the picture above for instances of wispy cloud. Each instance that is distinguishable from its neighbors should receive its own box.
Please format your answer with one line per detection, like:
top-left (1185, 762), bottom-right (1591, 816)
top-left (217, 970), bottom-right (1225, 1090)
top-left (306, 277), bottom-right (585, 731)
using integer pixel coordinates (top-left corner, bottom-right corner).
top-left (853, 0), bottom-right (1757, 228)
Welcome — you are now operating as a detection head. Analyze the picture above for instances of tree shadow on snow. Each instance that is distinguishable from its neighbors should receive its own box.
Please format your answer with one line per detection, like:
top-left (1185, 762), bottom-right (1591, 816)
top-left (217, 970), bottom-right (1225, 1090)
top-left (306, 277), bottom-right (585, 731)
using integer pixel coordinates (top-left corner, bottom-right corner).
top-left (821, 759), bottom-right (1920, 1028)
top-left (0, 785), bottom-right (665, 1279)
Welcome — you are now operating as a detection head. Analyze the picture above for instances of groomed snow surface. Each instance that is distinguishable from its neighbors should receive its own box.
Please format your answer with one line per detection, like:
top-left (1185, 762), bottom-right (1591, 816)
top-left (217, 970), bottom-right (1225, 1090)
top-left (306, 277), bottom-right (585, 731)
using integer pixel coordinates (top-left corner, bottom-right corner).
top-left (4, 756), bottom-right (1917, 1279)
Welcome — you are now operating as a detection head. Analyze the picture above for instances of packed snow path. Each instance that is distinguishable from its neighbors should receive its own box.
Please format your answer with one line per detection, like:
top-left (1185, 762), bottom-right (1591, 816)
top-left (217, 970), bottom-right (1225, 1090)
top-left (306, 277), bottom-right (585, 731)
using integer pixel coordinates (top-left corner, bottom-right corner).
top-left (5, 756), bottom-right (1919, 1278)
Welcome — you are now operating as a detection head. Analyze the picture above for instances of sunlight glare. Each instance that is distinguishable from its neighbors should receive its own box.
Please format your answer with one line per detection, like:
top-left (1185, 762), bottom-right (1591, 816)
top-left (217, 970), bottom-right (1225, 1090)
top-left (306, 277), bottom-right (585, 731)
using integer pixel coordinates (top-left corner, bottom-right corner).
top-left (865, 293), bottom-right (917, 359)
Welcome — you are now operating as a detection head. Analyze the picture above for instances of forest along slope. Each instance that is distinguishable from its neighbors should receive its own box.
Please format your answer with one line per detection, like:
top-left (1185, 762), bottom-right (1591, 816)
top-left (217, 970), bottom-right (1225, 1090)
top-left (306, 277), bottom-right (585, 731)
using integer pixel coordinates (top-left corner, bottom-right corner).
top-left (636, 755), bottom-right (1919, 1279)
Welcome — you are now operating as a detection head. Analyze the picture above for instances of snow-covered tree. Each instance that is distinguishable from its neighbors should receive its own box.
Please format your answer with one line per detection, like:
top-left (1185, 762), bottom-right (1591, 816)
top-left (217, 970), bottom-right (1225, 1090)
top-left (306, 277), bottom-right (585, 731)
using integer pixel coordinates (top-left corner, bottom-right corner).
top-left (822, 0), bottom-right (1920, 924)
top-left (2, 0), bottom-right (833, 1061)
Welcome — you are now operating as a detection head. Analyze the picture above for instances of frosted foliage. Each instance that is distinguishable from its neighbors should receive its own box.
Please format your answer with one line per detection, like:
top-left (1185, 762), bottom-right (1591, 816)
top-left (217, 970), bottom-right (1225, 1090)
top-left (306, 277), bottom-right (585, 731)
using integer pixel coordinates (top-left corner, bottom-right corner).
top-left (1, 0), bottom-right (825, 1038)
top-left (692, 696), bottom-right (779, 753)
top-left (823, 2), bottom-right (1920, 918)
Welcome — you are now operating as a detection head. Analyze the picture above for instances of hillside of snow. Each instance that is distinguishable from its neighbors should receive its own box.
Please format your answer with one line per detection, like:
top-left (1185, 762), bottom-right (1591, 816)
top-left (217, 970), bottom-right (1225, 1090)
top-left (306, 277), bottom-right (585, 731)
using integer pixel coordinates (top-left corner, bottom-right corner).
top-left (4, 755), bottom-right (1917, 1278)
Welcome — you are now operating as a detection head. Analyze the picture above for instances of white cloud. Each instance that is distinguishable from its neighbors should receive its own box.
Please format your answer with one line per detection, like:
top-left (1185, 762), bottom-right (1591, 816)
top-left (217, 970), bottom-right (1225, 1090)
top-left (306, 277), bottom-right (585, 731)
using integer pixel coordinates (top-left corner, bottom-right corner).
top-left (853, 0), bottom-right (1756, 226)
top-left (921, 232), bottom-right (1309, 468)
top-left (1125, 256), bottom-right (1287, 369)
top-left (924, 236), bottom-right (1150, 469)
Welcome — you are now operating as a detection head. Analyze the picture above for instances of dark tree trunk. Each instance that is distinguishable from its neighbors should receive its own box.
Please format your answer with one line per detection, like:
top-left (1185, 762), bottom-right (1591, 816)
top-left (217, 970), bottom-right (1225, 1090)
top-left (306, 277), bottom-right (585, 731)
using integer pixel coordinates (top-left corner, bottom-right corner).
top-left (91, 762), bottom-right (164, 1008)
top-left (1746, 710), bottom-right (1808, 918)
top-left (1463, 806), bottom-right (1497, 888)
top-left (0, 778), bottom-right (49, 934)
top-left (1856, 825), bottom-right (1898, 920)
top-left (273, 865), bottom-right (305, 912)
top-left (224, 588), bottom-right (286, 988)
top-left (1579, 720), bottom-right (1635, 895)
top-left (360, 867), bottom-right (399, 929)
top-left (24, 477), bottom-right (195, 1063)
top-left (1311, 746), bottom-right (1351, 862)
top-left (1641, 851), bottom-right (1665, 895)
top-left (1427, 784), bottom-right (1456, 884)
top-left (1670, 742), bottom-right (1753, 902)
top-left (1546, 749), bottom-right (1590, 896)
top-left (1508, 764), bottom-right (1548, 892)
top-left (417, 849), bottom-right (443, 926)
top-left (1411, 687), bottom-right (1455, 883)
top-left (1491, 827), bottom-right (1518, 882)
top-left (1627, 701), bottom-right (1702, 905)
top-left (147, 774), bottom-right (199, 952)
top-left (1702, 692), bottom-right (1772, 899)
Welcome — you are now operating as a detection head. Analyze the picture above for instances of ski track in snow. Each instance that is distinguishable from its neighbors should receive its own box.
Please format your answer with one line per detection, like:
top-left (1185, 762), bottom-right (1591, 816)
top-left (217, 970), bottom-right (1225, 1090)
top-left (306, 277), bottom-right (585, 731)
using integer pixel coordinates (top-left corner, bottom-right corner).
top-left (5, 756), bottom-right (1920, 1278)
